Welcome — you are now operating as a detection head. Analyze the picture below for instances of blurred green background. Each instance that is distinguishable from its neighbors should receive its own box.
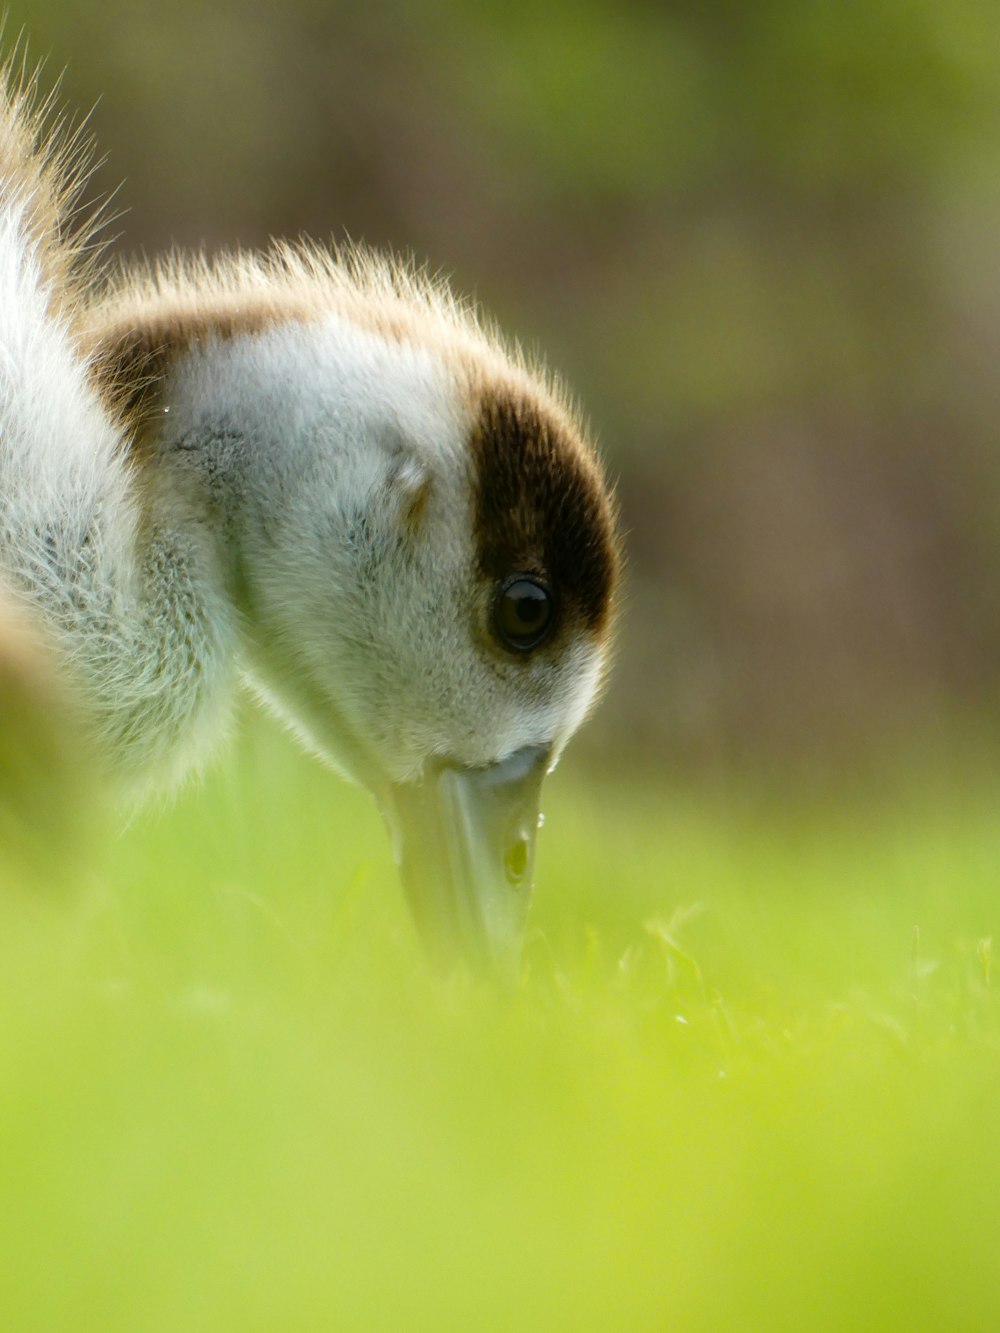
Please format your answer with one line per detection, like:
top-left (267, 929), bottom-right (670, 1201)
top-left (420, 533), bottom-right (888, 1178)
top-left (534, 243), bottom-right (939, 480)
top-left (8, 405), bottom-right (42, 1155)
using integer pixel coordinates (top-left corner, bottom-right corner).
top-left (5, 5), bottom-right (1000, 1330)
top-left (20, 0), bottom-right (1000, 785)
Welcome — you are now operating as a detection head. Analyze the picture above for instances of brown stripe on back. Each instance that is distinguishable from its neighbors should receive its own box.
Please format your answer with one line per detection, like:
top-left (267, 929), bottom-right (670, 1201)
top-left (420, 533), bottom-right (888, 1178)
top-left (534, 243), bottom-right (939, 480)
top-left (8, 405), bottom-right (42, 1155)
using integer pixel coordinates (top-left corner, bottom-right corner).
top-left (87, 294), bottom-right (320, 457)
top-left (470, 386), bottom-right (619, 638)
top-left (84, 245), bottom-right (467, 457)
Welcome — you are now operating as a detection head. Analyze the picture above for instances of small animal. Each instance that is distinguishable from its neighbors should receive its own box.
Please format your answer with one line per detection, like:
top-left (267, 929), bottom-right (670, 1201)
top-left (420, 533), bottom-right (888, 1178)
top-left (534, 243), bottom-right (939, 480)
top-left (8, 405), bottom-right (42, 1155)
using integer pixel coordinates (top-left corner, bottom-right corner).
top-left (0, 55), bottom-right (620, 972)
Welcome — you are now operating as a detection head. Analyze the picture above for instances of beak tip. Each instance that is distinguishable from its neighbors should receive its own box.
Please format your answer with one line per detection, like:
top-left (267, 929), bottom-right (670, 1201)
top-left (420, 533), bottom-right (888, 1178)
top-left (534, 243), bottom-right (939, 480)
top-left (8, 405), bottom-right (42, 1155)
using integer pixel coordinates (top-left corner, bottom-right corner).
top-left (384, 744), bottom-right (550, 975)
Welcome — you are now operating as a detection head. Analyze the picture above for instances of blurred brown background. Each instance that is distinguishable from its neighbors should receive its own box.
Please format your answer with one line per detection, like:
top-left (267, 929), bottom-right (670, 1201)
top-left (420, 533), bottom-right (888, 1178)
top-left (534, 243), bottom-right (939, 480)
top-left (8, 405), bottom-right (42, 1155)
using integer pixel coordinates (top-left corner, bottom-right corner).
top-left (16, 0), bottom-right (1000, 782)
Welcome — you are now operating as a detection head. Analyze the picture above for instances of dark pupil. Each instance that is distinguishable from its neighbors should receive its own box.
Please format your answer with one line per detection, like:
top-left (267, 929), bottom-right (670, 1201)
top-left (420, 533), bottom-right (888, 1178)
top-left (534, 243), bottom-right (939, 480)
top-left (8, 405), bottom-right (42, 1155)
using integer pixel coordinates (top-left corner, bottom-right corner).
top-left (497, 579), bottom-right (552, 650)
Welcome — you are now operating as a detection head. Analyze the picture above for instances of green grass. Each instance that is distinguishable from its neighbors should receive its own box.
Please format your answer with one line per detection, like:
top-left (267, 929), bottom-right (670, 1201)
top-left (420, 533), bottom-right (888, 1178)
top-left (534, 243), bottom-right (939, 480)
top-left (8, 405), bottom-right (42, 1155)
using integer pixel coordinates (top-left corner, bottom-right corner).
top-left (2, 720), bottom-right (999, 1331)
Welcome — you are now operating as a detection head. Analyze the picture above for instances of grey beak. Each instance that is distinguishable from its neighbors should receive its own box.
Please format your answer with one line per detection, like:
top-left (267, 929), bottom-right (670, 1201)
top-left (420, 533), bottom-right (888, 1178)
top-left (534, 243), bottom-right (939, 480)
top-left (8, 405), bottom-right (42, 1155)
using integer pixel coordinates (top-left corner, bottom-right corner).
top-left (380, 744), bottom-right (550, 977)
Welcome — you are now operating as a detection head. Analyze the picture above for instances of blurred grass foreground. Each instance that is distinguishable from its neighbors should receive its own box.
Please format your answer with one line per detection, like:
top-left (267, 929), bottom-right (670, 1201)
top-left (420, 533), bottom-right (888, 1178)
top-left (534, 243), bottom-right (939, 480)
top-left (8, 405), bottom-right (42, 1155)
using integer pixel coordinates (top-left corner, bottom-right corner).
top-left (1, 717), bottom-right (1000, 1330)
top-left (4, 0), bottom-right (1000, 1328)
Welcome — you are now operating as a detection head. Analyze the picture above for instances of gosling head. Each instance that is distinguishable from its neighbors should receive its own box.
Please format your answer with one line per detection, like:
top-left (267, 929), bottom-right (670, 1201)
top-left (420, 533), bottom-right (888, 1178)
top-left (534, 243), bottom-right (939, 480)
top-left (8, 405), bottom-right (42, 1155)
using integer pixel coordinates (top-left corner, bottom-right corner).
top-left (98, 251), bottom-right (621, 974)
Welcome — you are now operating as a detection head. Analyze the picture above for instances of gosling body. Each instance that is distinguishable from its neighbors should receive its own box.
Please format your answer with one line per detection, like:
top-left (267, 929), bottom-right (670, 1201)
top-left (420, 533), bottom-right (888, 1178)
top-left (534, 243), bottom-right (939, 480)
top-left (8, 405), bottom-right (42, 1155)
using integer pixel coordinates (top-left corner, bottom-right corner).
top-left (0, 62), bottom-right (620, 968)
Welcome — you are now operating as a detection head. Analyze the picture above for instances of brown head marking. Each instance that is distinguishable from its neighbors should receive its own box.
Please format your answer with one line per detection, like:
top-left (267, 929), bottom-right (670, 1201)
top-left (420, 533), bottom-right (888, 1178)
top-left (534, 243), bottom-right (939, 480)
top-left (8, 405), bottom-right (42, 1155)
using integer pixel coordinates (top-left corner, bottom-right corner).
top-left (469, 386), bottom-right (619, 642)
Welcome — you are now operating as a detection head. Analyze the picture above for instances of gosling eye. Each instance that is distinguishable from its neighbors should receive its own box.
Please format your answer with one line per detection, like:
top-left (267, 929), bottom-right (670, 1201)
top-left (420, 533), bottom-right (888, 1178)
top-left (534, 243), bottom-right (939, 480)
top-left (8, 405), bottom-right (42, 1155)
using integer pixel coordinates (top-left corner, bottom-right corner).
top-left (493, 577), bottom-right (555, 653)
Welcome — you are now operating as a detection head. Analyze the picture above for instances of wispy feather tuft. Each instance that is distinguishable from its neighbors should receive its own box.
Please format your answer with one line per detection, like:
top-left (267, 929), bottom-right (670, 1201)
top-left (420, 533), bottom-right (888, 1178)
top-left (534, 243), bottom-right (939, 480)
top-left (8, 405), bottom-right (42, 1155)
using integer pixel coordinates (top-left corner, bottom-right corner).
top-left (0, 33), bottom-right (116, 328)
